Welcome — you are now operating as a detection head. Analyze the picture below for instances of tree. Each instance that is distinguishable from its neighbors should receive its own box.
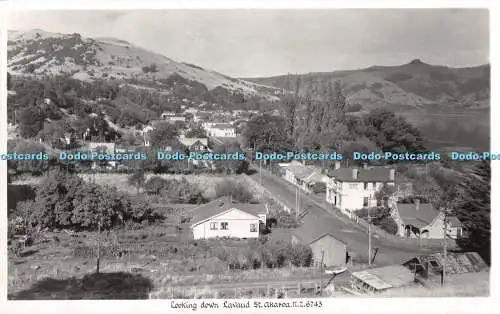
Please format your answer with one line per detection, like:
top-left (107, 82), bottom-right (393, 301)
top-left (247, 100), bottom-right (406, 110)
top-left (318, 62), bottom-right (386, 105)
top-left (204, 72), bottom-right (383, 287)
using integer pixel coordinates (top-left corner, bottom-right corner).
top-left (18, 105), bottom-right (44, 138)
top-left (243, 114), bottom-right (293, 152)
top-left (7, 72), bottom-right (12, 90)
top-left (455, 161), bottom-right (491, 264)
top-left (149, 122), bottom-right (180, 149)
top-left (128, 170), bottom-right (146, 193)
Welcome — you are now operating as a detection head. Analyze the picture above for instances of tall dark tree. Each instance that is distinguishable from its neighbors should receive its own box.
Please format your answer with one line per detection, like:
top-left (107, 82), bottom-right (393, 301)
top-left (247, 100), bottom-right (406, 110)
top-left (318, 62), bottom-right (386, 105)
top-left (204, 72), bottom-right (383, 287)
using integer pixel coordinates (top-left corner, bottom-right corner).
top-left (18, 105), bottom-right (44, 138)
top-left (455, 161), bottom-right (491, 264)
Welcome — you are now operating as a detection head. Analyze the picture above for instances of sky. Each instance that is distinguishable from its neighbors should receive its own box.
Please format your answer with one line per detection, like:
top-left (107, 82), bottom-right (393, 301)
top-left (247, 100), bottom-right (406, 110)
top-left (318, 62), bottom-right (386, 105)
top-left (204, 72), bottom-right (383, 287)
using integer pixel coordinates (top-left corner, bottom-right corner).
top-left (7, 9), bottom-right (490, 77)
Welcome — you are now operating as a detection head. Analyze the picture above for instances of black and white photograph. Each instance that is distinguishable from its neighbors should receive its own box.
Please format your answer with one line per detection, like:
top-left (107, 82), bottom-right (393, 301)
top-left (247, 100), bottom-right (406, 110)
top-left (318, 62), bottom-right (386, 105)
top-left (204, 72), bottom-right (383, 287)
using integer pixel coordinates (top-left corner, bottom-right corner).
top-left (3, 7), bottom-right (491, 304)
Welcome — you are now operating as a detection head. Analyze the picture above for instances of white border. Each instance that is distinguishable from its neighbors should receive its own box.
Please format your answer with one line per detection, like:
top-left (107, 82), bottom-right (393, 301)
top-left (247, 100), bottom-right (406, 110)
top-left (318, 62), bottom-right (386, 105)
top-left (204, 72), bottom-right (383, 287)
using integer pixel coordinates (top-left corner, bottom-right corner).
top-left (1, 1), bottom-right (497, 314)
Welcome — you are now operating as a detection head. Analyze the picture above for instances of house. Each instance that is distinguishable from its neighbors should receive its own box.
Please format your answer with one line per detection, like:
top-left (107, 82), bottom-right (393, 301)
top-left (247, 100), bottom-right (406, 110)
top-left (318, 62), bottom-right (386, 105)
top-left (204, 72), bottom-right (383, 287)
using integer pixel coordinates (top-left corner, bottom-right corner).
top-left (161, 111), bottom-right (176, 119)
top-left (167, 116), bottom-right (186, 123)
top-left (402, 252), bottom-right (488, 285)
top-left (291, 213), bottom-right (348, 267)
top-left (207, 123), bottom-right (236, 137)
top-left (88, 142), bottom-right (116, 169)
top-left (187, 197), bottom-right (268, 240)
top-left (283, 161), bottom-right (328, 194)
top-left (350, 265), bottom-right (415, 295)
top-left (178, 136), bottom-right (208, 151)
top-left (325, 162), bottom-right (395, 217)
top-left (390, 199), bottom-right (463, 239)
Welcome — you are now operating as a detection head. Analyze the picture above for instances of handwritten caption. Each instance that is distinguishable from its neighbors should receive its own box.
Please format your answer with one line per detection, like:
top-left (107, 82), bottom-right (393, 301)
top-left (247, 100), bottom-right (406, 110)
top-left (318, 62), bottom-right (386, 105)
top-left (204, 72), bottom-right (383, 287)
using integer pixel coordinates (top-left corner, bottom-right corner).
top-left (171, 300), bottom-right (323, 311)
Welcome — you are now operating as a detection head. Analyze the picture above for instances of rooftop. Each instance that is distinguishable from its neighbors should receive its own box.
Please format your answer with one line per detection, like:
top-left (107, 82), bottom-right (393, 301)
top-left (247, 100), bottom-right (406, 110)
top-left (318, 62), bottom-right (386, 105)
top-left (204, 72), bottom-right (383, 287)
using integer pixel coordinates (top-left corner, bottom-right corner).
top-left (210, 123), bottom-right (234, 129)
top-left (327, 167), bottom-right (394, 182)
top-left (187, 196), bottom-right (267, 226)
top-left (292, 213), bottom-right (350, 245)
top-left (352, 265), bottom-right (415, 291)
top-left (396, 202), bottom-right (440, 228)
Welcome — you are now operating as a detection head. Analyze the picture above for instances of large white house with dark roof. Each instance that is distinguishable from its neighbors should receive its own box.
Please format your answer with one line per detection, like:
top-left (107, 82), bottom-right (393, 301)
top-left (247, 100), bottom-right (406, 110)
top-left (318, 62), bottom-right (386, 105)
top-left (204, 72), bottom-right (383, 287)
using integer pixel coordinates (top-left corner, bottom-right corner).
top-left (325, 163), bottom-right (395, 216)
top-left (187, 197), bottom-right (268, 240)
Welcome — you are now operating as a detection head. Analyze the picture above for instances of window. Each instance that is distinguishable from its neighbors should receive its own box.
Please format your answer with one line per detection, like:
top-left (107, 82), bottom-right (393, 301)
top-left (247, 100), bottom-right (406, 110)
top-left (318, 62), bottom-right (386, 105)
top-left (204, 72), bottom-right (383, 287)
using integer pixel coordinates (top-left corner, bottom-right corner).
top-left (363, 197), bottom-right (369, 207)
top-left (220, 222), bottom-right (229, 230)
top-left (250, 223), bottom-right (258, 232)
top-left (209, 222), bottom-right (218, 230)
top-left (364, 182), bottom-right (368, 190)
top-left (349, 183), bottom-right (358, 189)
top-left (376, 198), bottom-right (382, 206)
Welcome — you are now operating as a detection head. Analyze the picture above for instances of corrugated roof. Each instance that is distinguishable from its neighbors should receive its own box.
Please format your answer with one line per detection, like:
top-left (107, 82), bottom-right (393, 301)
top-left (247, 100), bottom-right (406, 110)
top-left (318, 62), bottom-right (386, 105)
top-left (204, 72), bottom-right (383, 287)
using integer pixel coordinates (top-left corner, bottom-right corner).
top-left (404, 252), bottom-right (488, 275)
top-left (352, 265), bottom-right (414, 290)
top-left (396, 203), bottom-right (439, 228)
top-left (328, 167), bottom-right (394, 182)
top-left (187, 197), bottom-right (266, 226)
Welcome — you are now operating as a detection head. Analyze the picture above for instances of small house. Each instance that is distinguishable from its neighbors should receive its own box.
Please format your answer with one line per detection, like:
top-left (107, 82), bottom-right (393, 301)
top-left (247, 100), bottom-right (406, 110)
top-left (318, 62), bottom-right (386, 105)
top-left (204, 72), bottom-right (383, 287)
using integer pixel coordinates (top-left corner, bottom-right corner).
top-left (391, 200), bottom-right (463, 239)
top-left (187, 197), bottom-right (268, 240)
top-left (291, 214), bottom-right (348, 267)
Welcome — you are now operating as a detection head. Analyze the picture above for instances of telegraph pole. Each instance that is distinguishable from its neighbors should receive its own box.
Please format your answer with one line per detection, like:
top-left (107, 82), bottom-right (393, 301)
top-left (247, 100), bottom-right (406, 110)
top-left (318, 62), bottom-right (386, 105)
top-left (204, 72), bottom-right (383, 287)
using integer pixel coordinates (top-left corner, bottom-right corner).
top-left (442, 208), bottom-right (448, 286)
top-left (259, 159), bottom-right (262, 185)
top-left (319, 250), bottom-right (325, 296)
top-left (368, 195), bottom-right (372, 266)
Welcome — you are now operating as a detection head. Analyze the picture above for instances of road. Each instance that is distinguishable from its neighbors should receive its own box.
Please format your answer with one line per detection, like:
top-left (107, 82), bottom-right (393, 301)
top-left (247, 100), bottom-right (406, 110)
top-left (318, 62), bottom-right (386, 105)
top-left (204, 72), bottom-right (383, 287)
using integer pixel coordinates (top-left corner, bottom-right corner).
top-left (249, 167), bottom-right (437, 265)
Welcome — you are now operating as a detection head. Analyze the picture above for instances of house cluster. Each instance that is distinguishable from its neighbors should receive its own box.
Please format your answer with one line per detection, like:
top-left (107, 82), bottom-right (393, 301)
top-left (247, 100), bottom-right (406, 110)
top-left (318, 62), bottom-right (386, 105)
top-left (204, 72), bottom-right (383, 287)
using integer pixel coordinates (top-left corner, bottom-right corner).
top-left (202, 122), bottom-right (237, 137)
top-left (281, 161), bottom-right (463, 241)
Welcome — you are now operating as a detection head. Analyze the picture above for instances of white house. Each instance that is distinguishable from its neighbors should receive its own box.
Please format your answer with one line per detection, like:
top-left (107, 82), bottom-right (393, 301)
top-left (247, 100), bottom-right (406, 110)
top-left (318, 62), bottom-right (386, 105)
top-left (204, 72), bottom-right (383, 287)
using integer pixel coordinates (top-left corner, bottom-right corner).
top-left (390, 200), bottom-right (463, 239)
top-left (167, 116), bottom-right (186, 123)
top-left (207, 123), bottom-right (236, 137)
top-left (188, 197), bottom-right (268, 240)
top-left (88, 142), bottom-right (116, 169)
top-left (161, 111), bottom-right (176, 119)
top-left (178, 135), bottom-right (209, 151)
top-left (325, 163), bottom-right (395, 217)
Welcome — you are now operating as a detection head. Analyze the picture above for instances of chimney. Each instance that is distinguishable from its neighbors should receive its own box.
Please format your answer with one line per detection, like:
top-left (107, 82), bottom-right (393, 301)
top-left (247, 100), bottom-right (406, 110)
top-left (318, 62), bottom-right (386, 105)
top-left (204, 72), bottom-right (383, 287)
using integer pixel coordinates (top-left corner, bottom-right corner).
top-left (363, 163), bottom-right (368, 169)
top-left (389, 168), bottom-right (395, 181)
top-left (352, 168), bottom-right (359, 180)
top-left (334, 161), bottom-right (341, 170)
top-left (414, 199), bottom-right (420, 210)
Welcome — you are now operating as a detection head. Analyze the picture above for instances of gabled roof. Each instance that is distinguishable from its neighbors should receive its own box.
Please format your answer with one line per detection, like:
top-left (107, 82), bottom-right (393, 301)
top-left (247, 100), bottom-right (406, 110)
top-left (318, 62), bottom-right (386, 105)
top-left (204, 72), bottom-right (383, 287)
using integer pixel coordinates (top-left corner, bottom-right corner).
top-left (187, 197), bottom-right (267, 227)
top-left (179, 137), bottom-right (208, 147)
top-left (284, 161), bottom-right (324, 183)
top-left (292, 213), bottom-right (349, 245)
top-left (327, 167), bottom-right (394, 182)
top-left (395, 203), bottom-right (440, 228)
top-left (352, 265), bottom-right (414, 291)
top-left (211, 123), bottom-right (234, 129)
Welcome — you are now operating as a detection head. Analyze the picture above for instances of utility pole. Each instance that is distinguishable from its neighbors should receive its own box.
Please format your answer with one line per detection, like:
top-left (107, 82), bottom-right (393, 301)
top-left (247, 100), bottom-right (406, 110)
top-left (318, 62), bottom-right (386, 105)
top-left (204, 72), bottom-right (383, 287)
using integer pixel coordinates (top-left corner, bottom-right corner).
top-left (96, 221), bottom-right (101, 274)
top-left (295, 187), bottom-right (299, 220)
top-left (368, 195), bottom-right (372, 266)
top-left (259, 159), bottom-right (262, 185)
top-left (319, 250), bottom-right (325, 296)
top-left (442, 208), bottom-right (448, 286)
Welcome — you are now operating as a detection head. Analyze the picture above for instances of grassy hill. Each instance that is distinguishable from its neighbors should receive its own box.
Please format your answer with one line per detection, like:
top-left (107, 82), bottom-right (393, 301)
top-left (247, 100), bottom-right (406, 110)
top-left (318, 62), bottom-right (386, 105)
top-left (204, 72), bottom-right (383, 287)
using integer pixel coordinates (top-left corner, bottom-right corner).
top-left (245, 59), bottom-right (490, 113)
top-left (7, 29), bottom-right (279, 100)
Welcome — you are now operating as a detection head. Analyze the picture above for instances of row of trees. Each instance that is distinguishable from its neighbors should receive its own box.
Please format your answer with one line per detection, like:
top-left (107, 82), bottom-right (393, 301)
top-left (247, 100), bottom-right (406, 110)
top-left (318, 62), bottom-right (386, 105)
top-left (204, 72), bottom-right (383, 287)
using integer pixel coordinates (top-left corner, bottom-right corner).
top-left (12, 170), bottom-right (160, 234)
top-left (241, 77), bottom-right (426, 167)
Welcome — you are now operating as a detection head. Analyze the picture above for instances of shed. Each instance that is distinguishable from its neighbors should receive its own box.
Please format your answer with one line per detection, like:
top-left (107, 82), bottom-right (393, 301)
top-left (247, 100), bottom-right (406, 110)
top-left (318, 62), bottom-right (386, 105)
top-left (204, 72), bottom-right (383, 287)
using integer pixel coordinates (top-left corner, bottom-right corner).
top-left (350, 265), bottom-right (415, 294)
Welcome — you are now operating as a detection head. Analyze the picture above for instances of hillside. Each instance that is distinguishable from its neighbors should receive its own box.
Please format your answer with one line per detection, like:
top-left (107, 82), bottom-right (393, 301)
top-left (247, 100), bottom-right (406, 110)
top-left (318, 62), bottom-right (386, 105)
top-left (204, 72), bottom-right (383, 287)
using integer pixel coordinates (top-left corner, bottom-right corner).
top-left (245, 59), bottom-right (490, 113)
top-left (7, 29), bottom-right (279, 99)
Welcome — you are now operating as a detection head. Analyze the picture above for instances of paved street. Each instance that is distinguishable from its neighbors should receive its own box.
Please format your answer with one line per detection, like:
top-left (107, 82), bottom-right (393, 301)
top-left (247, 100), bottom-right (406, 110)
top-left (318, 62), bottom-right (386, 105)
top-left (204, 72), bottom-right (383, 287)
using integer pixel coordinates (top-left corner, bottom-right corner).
top-left (249, 167), bottom-right (438, 265)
